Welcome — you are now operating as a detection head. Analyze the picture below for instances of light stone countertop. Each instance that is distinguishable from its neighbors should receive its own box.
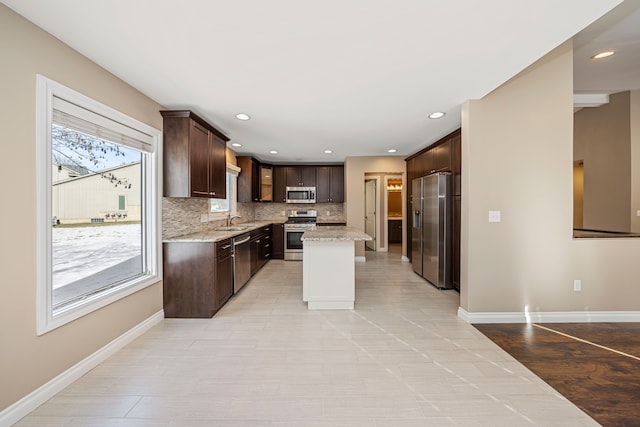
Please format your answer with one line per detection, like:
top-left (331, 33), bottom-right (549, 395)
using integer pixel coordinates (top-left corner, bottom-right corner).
top-left (301, 226), bottom-right (372, 242)
top-left (163, 221), bottom-right (278, 243)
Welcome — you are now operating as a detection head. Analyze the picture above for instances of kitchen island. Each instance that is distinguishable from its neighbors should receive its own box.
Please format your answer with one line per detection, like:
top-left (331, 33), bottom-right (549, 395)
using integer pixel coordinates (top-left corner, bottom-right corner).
top-left (301, 226), bottom-right (372, 309)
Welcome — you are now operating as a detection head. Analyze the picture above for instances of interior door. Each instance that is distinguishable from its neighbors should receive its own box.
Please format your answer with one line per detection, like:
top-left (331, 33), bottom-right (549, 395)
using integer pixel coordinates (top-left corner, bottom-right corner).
top-left (365, 179), bottom-right (376, 250)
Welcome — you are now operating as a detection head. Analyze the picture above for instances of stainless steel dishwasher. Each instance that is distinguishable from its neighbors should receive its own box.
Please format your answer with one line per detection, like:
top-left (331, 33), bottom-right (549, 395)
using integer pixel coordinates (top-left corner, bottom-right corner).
top-left (233, 233), bottom-right (251, 293)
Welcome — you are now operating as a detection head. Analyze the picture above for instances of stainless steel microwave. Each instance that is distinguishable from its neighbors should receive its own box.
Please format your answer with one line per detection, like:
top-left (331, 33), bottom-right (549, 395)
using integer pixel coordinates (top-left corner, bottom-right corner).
top-left (286, 186), bottom-right (316, 204)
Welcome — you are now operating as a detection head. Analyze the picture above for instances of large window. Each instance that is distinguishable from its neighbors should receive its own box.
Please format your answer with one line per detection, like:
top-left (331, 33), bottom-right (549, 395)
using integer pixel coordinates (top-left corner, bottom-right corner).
top-left (36, 76), bottom-right (161, 334)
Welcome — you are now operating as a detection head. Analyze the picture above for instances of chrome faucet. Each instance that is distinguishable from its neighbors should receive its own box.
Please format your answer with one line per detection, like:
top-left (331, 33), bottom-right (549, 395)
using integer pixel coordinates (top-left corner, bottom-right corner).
top-left (227, 213), bottom-right (241, 227)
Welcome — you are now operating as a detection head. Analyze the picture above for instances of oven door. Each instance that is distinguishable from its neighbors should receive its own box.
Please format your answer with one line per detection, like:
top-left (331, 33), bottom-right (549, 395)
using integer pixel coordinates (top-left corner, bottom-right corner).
top-left (284, 228), bottom-right (305, 260)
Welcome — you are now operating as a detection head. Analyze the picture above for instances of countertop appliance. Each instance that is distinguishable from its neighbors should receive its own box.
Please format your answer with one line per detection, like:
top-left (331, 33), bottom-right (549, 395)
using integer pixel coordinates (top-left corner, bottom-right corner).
top-left (284, 209), bottom-right (317, 260)
top-left (286, 186), bottom-right (316, 204)
top-left (411, 172), bottom-right (452, 289)
top-left (233, 232), bottom-right (251, 293)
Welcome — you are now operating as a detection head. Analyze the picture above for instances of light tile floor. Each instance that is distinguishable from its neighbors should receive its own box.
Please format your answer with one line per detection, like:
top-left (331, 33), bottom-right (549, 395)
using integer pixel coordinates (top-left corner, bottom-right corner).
top-left (17, 251), bottom-right (598, 426)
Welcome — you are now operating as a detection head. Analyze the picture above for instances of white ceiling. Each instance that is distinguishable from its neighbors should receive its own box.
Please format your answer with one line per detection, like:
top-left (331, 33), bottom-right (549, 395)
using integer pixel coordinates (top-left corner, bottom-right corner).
top-left (2, 0), bottom-right (629, 162)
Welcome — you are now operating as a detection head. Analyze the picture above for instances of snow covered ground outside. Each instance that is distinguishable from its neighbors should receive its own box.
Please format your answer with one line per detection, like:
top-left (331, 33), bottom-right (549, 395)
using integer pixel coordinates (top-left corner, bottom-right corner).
top-left (52, 223), bottom-right (141, 289)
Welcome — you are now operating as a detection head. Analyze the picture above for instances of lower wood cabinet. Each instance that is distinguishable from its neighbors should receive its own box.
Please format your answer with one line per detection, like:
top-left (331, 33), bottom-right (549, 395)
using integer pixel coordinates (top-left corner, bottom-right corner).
top-left (388, 219), bottom-right (402, 243)
top-left (163, 239), bottom-right (233, 318)
top-left (272, 223), bottom-right (284, 259)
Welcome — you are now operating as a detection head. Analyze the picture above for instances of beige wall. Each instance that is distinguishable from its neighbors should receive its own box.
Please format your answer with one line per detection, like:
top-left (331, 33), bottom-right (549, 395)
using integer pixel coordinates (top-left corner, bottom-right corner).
top-left (574, 91), bottom-right (631, 232)
top-left (344, 156), bottom-right (406, 257)
top-left (461, 40), bottom-right (640, 314)
top-left (631, 90), bottom-right (640, 232)
top-left (0, 5), bottom-right (164, 411)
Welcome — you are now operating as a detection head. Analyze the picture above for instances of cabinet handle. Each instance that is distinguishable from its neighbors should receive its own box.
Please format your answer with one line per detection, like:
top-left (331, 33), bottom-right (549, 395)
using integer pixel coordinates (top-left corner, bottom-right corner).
top-left (221, 244), bottom-right (231, 250)
top-left (193, 191), bottom-right (209, 195)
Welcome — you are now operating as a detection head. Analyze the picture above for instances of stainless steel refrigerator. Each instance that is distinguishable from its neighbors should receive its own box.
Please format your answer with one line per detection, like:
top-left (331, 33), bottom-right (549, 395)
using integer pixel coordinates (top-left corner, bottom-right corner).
top-left (411, 172), bottom-right (452, 289)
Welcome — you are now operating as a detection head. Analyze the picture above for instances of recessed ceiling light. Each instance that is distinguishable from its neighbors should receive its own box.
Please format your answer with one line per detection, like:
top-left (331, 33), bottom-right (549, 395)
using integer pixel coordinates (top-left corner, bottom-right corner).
top-left (591, 51), bottom-right (615, 60)
top-left (428, 112), bottom-right (445, 119)
top-left (269, 150), bottom-right (278, 154)
top-left (231, 142), bottom-right (242, 147)
top-left (235, 113), bottom-right (251, 121)
top-left (324, 149), bottom-right (333, 154)
top-left (387, 149), bottom-right (397, 153)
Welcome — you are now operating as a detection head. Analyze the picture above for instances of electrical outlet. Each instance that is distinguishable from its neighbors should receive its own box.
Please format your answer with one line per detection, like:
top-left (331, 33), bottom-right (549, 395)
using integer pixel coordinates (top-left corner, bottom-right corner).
top-left (200, 213), bottom-right (208, 223)
top-left (573, 279), bottom-right (581, 292)
top-left (637, 210), bottom-right (640, 217)
top-left (488, 210), bottom-right (501, 223)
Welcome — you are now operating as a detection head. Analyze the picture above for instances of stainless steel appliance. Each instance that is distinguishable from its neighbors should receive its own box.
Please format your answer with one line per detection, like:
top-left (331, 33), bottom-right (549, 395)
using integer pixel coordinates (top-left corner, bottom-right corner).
top-left (286, 186), bottom-right (316, 204)
top-left (233, 232), bottom-right (251, 293)
top-left (284, 209), bottom-right (317, 260)
top-left (411, 172), bottom-right (452, 289)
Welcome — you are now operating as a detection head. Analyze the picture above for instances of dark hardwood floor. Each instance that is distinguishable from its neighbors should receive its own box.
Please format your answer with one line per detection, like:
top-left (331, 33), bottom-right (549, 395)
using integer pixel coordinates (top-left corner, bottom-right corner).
top-left (475, 323), bottom-right (640, 427)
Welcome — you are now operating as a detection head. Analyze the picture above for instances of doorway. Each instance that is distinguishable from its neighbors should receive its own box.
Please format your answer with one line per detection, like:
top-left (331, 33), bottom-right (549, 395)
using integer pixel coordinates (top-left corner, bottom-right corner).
top-left (365, 179), bottom-right (376, 251)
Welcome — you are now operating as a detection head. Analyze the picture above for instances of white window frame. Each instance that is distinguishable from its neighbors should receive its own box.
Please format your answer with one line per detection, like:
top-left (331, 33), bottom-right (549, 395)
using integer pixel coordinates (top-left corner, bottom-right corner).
top-left (36, 75), bottom-right (162, 335)
top-left (210, 163), bottom-right (241, 217)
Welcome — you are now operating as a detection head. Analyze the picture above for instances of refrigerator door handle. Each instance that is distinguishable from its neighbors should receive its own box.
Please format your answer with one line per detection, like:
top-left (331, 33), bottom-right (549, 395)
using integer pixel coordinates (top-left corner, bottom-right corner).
top-left (413, 210), bottom-right (420, 227)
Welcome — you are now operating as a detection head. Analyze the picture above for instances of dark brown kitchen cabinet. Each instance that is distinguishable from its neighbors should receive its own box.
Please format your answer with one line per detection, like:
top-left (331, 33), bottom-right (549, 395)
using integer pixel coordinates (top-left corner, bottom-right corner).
top-left (260, 165), bottom-right (273, 202)
top-left (272, 223), bottom-right (284, 259)
top-left (285, 166), bottom-right (316, 187)
top-left (250, 225), bottom-right (271, 275)
top-left (163, 240), bottom-right (232, 318)
top-left (273, 166), bottom-right (286, 203)
top-left (161, 110), bottom-right (228, 199)
top-left (215, 239), bottom-right (234, 310)
top-left (388, 219), bottom-right (402, 243)
top-left (237, 156), bottom-right (260, 202)
top-left (237, 157), bottom-right (274, 202)
top-left (316, 166), bottom-right (344, 203)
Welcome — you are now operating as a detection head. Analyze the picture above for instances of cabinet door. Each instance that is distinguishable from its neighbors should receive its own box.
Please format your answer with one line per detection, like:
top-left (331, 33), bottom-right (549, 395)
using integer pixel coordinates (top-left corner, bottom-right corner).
top-left (215, 240), bottom-right (233, 310)
top-left (208, 132), bottom-right (227, 199)
top-left (316, 167), bottom-right (330, 203)
top-left (300, 166), bottom-right (316, 187)
top-left (190, 121), bottom-right (211, 197)
top-left (330, 166), bottom-right (344, 203)
top-left (260, 165), bottom-right (273, 202)
top-left (272, 223), bottom-right (284, 259)
top-left (285, 167), bottom-right (300, 187)
top-left (273, 166), bottom-right (286, 202)
top-left (433, 139), bottom-right (452, 172)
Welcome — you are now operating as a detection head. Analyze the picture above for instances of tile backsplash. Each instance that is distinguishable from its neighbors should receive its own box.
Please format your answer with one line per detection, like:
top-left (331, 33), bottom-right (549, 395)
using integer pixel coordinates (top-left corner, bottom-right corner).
top-left (163, 198), bottom-right (344, 239)
top-left (253, 203), bottom-right (344, 222)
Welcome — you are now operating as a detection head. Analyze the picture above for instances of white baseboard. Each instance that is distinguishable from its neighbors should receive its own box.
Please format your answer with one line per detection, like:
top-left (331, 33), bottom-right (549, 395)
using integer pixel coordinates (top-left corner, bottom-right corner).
top-left (0, 310), bottom-right (164, 426)
top-left (458, 307), bottom-right (640, 324)
top-left (354, 256), bottom-right (366, 263)
top-left (401, 256), bottom-right (410, 263)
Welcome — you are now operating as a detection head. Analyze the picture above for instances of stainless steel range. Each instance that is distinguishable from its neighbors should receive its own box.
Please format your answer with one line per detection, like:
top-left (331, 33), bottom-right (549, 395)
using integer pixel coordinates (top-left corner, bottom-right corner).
top-left (284, 209), bottom-right (317, 261)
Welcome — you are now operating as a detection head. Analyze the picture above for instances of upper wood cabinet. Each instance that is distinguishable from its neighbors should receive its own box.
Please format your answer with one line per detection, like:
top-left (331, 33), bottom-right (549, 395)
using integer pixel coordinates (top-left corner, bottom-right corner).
top-left (273, 166), bottom-right (286, 203)
top-left (161, 110), bottom-right (228, 199)
top-left (237, 156), bottom-right (260, 202)
top-left (285, 166), bottom-right (316, 187)
top-left (237, 157), bottom-right (275, 202)
top-left (316, 166), bottom-right (344, 203)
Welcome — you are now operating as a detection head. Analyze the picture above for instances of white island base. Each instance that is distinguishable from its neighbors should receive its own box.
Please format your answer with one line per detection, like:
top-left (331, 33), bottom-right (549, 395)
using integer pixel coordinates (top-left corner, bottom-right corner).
top-left (303, 240), bottom-right (355, 309)
top-left (301, 226), bottom-right (371, 310)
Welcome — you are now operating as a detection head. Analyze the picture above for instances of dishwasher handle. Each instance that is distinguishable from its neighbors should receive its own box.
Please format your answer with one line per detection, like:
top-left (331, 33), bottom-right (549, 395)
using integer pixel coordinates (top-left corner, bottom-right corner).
top-left (233, 236), bottom-right (251, 246)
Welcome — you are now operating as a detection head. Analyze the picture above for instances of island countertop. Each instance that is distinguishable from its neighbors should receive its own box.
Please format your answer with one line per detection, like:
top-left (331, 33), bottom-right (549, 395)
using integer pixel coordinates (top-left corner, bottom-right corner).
top-left (301, 226), bottom-right (372, 242)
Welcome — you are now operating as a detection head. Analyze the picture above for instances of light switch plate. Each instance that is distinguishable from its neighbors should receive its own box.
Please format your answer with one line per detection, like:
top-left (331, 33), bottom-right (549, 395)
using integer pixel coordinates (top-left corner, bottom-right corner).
top-left (637, 210), bottom-right (640, 217)
top-left (488, 210), bottom-right (501, 223)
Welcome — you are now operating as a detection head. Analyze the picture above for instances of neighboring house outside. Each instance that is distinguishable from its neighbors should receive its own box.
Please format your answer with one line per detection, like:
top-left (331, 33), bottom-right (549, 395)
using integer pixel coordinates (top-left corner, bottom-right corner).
top-left (52, 162), bottom-right (141, 224)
